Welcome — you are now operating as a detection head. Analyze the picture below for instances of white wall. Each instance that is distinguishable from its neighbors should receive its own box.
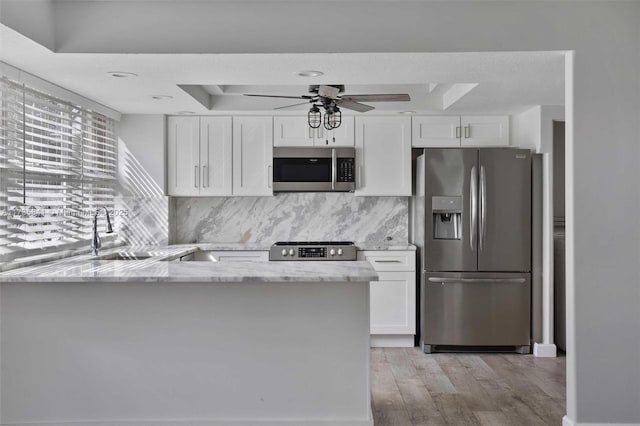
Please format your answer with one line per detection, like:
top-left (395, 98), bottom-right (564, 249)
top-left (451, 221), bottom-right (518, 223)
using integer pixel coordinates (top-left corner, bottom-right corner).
top-left (116, 115), bottom-right (166, 193)
top-left (2, 1), bottom-right (640, 424)
top-left (515, 106), bottom-right (542, 152)
top-left (115, 115), bottom-right (169, 246)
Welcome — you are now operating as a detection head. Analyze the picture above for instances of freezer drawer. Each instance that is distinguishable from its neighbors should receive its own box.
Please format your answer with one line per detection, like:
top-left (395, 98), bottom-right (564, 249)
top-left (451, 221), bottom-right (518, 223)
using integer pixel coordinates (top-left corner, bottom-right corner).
top-left (421, 272), bottom-right (530, 351)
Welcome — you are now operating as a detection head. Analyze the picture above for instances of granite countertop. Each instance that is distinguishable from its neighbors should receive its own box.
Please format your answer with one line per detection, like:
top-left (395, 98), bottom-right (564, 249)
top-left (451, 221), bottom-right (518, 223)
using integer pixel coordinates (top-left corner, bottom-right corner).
top-left (0, 241), bottom-right (416, 282)
top-left (0, 245), bottom-right (378, 283)
top-left (354, 242), bottom-right (416, 251)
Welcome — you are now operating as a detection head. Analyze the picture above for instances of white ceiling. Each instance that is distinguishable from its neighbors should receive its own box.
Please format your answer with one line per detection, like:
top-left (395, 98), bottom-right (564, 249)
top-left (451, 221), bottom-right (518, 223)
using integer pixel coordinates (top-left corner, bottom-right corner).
top-left (0, 23), bottom-right (564, 116)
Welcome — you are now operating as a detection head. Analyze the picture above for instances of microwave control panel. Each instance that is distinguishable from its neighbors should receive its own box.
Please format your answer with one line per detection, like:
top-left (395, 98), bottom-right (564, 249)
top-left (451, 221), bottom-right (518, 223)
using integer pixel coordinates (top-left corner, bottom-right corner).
top-left (337, 158), bottom-right (355, 182)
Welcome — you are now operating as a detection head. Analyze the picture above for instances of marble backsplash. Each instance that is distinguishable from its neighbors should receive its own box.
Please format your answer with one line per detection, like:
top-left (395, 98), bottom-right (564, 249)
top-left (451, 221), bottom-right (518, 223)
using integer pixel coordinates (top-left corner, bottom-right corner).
top-left (172, 193), bottom-right (408, 245)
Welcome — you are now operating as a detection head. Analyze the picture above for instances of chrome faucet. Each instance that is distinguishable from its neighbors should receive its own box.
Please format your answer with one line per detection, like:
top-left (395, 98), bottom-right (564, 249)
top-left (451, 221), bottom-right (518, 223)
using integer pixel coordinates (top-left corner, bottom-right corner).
top-left (91, 207), bottom-right (114, 256)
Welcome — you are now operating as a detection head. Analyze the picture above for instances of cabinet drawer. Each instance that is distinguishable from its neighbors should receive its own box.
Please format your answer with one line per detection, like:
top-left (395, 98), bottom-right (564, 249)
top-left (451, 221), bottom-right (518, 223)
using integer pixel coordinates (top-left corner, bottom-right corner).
top-left (357, 251), bottom-right (415, 272)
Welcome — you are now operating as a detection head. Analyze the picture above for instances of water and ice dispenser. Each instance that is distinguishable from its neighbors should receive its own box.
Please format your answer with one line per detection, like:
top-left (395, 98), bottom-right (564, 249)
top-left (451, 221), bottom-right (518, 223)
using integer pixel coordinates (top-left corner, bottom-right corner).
top-left (432, 196), bottom-right (462, 240)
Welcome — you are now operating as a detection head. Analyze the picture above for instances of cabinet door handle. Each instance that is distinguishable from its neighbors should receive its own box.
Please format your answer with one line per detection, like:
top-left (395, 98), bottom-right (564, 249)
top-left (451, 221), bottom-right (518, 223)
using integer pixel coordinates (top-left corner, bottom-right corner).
top-left (428, 277), bottom-right (526, 284)
top-left (374, 259), bottom-right (402, 263)
top-left (464, 126), bottom-right (470, 138)
top-left (202, 165), bottom-right (208, 188)
top-left (194, 165), bottom-right (199, 188)
top-left (268, 165), bottom-right (272, 188)
top-left (357, 165), bottom-right (362, 189)
top-left (455, 126), bottom-right (461, 139)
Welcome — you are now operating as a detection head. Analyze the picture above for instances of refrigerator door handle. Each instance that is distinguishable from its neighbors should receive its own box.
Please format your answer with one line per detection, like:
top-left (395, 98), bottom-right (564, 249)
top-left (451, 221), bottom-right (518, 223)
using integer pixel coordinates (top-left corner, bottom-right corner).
top-left (470, 165), bottom-right (478, 251)
top-left (480, 165), bottom-right (487, 250)
top-left (428, 277), bottom-right (527, 284)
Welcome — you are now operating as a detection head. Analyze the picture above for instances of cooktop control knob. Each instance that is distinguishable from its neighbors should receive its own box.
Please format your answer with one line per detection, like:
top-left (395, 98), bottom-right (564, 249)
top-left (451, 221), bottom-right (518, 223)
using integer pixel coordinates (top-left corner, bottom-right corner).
top-left (289, 249), bottom-right (295, 256)
top-left (337, 248), bottom-right (343, 256)
top-left (281, 249), bottom-right (288, 256)
top-left (329, 248), bottom-right (336, 256)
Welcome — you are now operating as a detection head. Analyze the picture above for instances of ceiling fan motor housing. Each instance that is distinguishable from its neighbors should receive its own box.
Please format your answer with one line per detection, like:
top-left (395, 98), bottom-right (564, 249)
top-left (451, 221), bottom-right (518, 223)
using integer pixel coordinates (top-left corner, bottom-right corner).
top-left (308, 84), bottom-right (345, 95)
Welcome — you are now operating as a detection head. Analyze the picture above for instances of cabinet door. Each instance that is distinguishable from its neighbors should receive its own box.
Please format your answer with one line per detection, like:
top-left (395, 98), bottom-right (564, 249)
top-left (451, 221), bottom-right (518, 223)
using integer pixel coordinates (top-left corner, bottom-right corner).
top-left (315, 116), bottom-right (355, 147)
top-left (233, 116), bottom-right (273, 196)
top-left (354, 116), bottom-right (411, 196)
top-left (412, 115), bottom-right (461, 147)
top-left (273, 116), bottom-right (315, 147)
top-left (370, 271), bottom-right (416, 335)
top-left (461, 115), bottom-right (510, 147)
top-left (167, 116), bottom-right (200, 196)
top-left (199, 117), bottom-right (233, 196)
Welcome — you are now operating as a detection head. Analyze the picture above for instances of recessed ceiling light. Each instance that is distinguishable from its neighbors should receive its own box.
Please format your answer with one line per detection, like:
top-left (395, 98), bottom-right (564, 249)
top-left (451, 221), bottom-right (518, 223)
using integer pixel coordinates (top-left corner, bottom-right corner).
top-left (296, 70), bottom-right (324, 77)
top-left (176, 111), bottom-right (195, 115)
top-left (151, 95), bottom-right (173, 100)
top-left (399, 110), bottom-right (416, 114)
top-left (108, 71), bottom-right (138, 78)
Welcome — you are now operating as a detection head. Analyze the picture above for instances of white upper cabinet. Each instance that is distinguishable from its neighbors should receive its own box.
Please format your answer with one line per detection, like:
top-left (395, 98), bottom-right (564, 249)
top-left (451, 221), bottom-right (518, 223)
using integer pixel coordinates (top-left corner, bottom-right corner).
top-left (199, 117), bottom-right (233, 196)
top-left (412, 115), bottom-right (510, 147)
top-left (354, 116), bottom-right (411, 196)
top-left (412, 115), bottom-right (461, 147)
top-left (167, 116), bottom-right (232, 196)
top-left (273, 116), bottom-right (316, 147)
top-left (273, 116), bottom-right (354, 147)
top-left (167, 116), bottom-right (199, 196)
top-left (320, 116), bottom-right (354, 147)
top-left (460, 115), bottom-right (509, 147)
top-left (233, 116), bottom-right (273, 196)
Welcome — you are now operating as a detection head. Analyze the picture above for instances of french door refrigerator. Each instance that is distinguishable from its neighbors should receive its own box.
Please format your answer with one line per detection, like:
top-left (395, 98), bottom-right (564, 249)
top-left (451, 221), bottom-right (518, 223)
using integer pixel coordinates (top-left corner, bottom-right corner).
top-left (415, 148), bottom-right (532, 354)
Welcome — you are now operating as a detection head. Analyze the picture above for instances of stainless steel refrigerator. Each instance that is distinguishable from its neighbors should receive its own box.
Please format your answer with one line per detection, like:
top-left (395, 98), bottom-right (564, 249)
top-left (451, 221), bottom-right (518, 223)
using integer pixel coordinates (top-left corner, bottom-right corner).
top-left (413, 148), bottom-right (532, 354)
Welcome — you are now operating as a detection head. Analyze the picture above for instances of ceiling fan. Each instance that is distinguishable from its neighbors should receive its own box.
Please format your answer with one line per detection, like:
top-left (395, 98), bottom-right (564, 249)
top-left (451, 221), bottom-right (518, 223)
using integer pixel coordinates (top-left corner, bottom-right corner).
top-left (244, 85), bottom-right (411, 130)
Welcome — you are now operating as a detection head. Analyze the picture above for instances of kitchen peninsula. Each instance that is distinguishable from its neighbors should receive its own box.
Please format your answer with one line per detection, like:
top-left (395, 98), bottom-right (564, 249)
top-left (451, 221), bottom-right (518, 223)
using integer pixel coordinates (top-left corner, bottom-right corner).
top-left (0, 248), bottom-right (377, 426)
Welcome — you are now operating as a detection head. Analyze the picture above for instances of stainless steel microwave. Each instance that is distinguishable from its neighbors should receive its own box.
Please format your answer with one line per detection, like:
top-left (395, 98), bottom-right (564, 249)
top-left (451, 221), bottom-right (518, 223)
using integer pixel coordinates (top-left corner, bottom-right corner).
top-left (273, 147), bottom-right (356, 192)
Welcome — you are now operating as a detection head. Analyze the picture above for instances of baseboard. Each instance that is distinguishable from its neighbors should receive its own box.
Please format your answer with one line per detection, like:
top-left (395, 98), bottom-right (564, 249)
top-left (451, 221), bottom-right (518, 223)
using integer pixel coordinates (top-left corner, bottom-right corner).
top-left (563, 416), bottom-right (575, 426)
top-left (370, 334), bottom-right (415, 347)
top-left (3, 419), bottom-right (374, 426)
top-left (562, 415), bottom-right (640, 426)
top-left (533, 342), bottom-right (557, 357)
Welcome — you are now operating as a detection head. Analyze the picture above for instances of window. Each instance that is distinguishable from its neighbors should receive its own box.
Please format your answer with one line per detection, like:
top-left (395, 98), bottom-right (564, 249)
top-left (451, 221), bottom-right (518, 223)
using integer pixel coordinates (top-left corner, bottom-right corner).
top-left (0, 77), bottom-right (118, 260)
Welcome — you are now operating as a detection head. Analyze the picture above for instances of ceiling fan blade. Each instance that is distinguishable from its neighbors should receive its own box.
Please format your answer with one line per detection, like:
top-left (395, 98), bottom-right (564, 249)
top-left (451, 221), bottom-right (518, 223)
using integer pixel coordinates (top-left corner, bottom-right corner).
top-left (318, 85), bottom-right (340, 99)
top-left (341, 94), bottom-right (411, 102)
top-left (244, 94), bottom-right (314, 100)
top-left (337, 100), bottom-right (375, 113)
top-left (273, 101), bottom-right (312, 110)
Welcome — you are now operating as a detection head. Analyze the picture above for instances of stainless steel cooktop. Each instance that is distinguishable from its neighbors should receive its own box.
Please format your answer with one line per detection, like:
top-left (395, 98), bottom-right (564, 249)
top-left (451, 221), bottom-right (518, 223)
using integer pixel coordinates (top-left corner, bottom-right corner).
top-left (269, 241), bottom-right (357, 261)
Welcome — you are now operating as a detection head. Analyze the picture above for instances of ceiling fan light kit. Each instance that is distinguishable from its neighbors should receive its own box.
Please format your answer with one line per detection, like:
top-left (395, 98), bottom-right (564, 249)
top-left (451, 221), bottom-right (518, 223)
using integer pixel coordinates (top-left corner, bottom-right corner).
top-left (323, 106), bottom-right (342, 130)
top-left (244, 84), bottom-right (411, 133)
top-left (308, 105), bottom-right (321, 129)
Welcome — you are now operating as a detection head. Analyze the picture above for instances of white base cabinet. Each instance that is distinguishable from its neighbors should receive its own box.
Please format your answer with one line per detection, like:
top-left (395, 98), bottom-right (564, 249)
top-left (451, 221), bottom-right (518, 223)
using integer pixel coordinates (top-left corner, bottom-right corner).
top-left (358, 250), bottom-right (416, 347)
top-left (412, 115), bottom-right (510, 147)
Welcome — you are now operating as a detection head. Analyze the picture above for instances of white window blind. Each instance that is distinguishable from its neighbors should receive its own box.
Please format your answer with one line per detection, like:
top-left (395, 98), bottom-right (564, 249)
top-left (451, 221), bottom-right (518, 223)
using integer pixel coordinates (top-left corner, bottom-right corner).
top-left (0, 77), bottom-right (118, 260)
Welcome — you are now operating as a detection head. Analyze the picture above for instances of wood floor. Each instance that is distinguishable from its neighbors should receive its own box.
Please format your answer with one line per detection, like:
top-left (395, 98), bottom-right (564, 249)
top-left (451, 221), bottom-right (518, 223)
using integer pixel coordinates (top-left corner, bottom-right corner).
top-left (371, 348), bottom-right (566, 426)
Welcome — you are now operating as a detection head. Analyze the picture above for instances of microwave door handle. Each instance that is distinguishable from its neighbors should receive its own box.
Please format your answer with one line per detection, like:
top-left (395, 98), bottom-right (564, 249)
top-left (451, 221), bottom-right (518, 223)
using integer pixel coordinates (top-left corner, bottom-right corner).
top-left (331, 148), bottom-right (336, 190)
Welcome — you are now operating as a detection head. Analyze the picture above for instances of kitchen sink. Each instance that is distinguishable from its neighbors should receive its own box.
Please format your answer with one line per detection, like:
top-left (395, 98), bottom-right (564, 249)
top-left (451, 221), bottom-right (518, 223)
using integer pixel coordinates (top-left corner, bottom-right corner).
top-left (95, 252), bottom-right (159, 261)
top-left (179, 250), bottom-right (268, 262)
